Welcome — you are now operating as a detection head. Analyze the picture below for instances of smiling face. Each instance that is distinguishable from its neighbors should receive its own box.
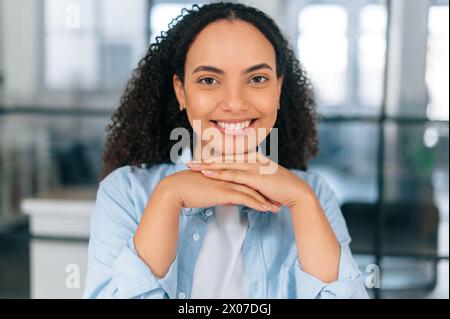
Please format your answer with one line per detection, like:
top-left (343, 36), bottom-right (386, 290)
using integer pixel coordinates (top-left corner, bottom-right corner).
top-left (173, 19), bottom-right (283, 160)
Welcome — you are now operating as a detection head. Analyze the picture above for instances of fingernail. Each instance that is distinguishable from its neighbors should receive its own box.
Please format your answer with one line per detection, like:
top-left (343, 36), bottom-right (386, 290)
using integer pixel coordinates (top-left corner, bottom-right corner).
top-left (201, 170), bottom-right (213, 176)
top-left (262, 204), bottom-right (270, 211)
top-left (272, 204), bottom-right (280, 212)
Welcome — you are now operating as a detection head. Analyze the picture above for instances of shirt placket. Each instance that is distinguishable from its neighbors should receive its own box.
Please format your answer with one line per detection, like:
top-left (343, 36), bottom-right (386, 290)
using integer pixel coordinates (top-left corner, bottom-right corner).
top-left (242, 206), bottom-right (268, 299)
top-left (176, 207), bottom-right (213, 299)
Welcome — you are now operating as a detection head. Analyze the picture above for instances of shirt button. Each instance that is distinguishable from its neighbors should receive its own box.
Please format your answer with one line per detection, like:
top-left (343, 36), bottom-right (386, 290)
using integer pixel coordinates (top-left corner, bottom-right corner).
top-left (178, 292), bottom-right (186, 299)
top-left (205, 209), bottom-right (213, 217)
top-left (192, 233), bottom-right (200, 241)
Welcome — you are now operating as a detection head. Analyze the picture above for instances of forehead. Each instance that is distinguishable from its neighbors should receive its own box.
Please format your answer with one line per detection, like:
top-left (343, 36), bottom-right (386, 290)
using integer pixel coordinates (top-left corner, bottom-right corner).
top-left (185, 19), bottom-right (276, 72)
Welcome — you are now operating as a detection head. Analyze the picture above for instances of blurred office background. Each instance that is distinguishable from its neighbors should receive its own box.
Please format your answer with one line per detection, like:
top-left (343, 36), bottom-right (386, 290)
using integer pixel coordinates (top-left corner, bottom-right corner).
top-left (0, 0), bottom-right (448, 299)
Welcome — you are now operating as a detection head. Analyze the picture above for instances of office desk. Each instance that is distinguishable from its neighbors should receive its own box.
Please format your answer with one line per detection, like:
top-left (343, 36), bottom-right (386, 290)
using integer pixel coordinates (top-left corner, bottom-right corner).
top-left (21, 187), bottom-right (95, 299)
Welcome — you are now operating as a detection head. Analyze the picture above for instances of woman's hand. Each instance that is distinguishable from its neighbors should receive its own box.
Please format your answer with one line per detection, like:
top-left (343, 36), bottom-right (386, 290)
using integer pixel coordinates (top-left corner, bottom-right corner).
top-left (187, 153), bottom-right (341, 283)
top-left (187, 152), bottom-right (315, 209)
top-left (136, 165), bottom-right (278, 279)
top-left (160, 169), bottom-right (281, 213)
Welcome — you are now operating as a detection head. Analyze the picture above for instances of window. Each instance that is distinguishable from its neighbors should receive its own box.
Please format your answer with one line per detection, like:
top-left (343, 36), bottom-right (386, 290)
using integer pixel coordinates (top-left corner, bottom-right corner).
top-left (43, 0), bottom-right (147, 91)
top-left (44, 0), bottom-right (98, 90)
top-left (297, 1), bottom-right (387, 113)
top-left (150, 3), bottom-right (190, 45)
top-left (358, 4), bottom-right (387, 108)
top-left (426, 1), bottom-right (449, 121)
top-left (298, 5), bottom-right (348, 107)
top-left (149, 1), bottom-right (209, 44)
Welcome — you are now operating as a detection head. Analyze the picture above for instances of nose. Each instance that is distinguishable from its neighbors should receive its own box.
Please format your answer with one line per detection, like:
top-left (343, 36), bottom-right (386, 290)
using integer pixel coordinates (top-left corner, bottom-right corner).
top-left (221, 85), bottom-right (248, 113)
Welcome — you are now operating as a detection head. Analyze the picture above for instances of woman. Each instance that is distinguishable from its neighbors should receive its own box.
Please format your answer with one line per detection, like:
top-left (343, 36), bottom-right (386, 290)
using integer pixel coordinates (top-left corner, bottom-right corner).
top-left (84, 2), bottom-right (369, 299)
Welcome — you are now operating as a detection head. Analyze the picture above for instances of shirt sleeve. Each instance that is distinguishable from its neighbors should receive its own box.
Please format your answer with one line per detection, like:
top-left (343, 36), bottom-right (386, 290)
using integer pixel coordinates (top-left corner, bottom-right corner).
top-left (293, 173), bottom-right (369, 299)
top-left (83, 168), bottom-right (178, 299)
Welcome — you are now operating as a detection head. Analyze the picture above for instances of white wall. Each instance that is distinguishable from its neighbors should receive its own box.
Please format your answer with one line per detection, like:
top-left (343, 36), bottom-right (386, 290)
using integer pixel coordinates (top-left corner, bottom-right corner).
top-left (0, 1), bottom-right (4, 103)
top-left (386, 0), bottom-right (431, 117)
top-left (1, 0), bottom-right (41, 106)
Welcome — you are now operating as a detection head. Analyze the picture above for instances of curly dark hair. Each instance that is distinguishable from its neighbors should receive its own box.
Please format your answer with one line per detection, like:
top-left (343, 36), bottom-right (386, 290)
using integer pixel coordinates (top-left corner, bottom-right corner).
top-left (100, 1), bottom-right (319, 180)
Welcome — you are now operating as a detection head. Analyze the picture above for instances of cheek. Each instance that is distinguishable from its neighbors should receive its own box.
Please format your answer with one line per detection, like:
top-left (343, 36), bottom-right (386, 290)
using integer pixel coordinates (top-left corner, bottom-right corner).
top-left (251, 86), bottom-right (279, 111)
top-left (253, 96), bottom-right (278, 123)
top-left (186, 92), bottom-right (215, 115)
top-left (185, 89), bottom-right (217, 130)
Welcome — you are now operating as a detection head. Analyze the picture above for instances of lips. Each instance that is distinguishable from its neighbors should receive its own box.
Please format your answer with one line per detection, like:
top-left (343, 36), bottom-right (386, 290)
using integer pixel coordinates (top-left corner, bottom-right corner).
top-left (209, 118), bottom-right (258, 135)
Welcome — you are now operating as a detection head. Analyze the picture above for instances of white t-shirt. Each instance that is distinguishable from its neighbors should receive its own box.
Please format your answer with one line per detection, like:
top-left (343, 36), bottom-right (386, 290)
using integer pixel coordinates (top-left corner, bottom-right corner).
top-left (190, 205), bottom-right (250, 299)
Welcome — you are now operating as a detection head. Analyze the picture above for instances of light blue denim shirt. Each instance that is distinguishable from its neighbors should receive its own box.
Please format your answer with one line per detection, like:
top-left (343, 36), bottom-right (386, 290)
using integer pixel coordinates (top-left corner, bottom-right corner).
top-left (83, 162), bottom-right (369, 299)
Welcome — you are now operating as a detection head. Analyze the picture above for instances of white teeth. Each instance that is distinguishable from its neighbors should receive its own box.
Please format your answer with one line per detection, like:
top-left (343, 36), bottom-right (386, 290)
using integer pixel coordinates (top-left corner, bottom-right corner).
top-left (216, 120), bottom-right (252, 130)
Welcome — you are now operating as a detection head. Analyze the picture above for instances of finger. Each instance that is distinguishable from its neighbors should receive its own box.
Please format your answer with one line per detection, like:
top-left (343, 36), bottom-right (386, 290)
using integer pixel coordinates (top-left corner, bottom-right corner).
top-left (188, 162), bottom-right (251, 171)
top-left (230, 184), bottom-right (280, 213)
top-left (268, 198), bottom-right (282, 208)
top-left (228, 189), bottom-right (277, 213)
top-left (201, 169), bottom-right (259, 190)
top-left (187, 151), bottom-right (269, 167)
top-left (188, 150), bottom-right (262, 164)
top-left (200, 169), bottom-right (282, 208)
top-left (188, 158), bottom-right (273, 174)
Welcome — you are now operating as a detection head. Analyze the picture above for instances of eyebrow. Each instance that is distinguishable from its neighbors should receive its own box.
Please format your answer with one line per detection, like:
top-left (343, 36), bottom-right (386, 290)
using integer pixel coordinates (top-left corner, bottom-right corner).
top-left (192, 63), bottom-right (273, 75)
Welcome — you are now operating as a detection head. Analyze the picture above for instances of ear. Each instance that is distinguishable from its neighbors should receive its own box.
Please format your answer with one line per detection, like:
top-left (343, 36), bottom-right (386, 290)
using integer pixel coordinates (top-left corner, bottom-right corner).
top-left (277, 75), bottom-right (284, 98)
top-left (173, 74), bottom-right (186, 109)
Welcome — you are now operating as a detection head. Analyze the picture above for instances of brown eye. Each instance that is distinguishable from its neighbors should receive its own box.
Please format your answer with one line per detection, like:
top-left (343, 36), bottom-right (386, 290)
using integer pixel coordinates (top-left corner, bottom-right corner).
top-left (198, 77), bottom-right (218, 85)
top-left (249, 75), bottom-right (269, 84)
